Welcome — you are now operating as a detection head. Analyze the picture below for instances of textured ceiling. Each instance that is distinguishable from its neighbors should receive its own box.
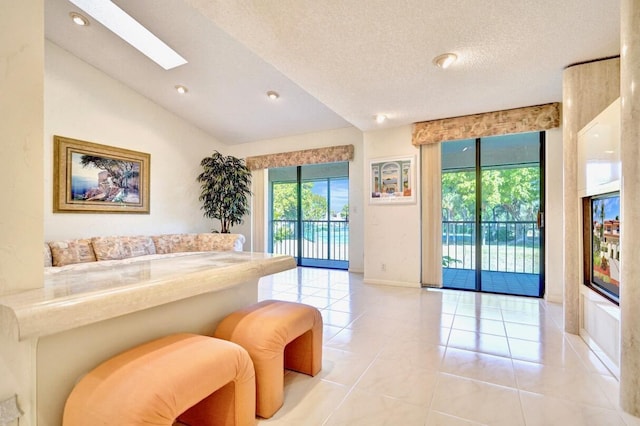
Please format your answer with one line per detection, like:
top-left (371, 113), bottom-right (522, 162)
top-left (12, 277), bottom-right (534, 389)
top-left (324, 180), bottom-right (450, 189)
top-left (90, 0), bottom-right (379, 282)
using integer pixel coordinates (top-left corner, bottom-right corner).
top-left (45, 0), bottom-right (620, 145)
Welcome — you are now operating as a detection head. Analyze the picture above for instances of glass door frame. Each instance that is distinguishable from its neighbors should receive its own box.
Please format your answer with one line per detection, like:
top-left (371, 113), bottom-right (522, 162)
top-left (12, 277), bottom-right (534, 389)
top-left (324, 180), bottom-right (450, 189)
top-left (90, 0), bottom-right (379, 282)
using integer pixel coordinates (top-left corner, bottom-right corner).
top-left (444, 132), bottom-right (545, 297)
top-left (268, 163), bottom-right (349, 270)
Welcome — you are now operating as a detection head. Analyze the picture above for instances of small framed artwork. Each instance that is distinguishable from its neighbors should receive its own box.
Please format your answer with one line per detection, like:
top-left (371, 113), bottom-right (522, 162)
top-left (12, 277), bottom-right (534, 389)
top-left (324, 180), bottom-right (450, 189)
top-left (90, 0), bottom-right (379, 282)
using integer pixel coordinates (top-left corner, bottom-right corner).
top-left (369, 155), bottom-right (416, 204)
top-left (53, 135), bottom-right (150, 213)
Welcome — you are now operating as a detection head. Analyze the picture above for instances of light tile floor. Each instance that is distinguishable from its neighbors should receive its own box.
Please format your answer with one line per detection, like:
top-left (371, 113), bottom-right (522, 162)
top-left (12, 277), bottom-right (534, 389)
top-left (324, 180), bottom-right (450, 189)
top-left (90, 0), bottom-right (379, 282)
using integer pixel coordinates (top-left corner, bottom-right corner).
top-left (256, 267), bottom-right (640, 426)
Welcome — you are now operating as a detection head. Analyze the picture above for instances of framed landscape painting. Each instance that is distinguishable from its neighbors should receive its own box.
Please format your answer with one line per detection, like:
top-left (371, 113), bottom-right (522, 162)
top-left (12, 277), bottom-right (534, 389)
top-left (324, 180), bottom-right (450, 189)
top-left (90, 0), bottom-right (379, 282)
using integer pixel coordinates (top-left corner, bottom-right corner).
top-left (369, 155), bottom-right (416, 204)
top-left (53, 135), bottom-right (150, 213)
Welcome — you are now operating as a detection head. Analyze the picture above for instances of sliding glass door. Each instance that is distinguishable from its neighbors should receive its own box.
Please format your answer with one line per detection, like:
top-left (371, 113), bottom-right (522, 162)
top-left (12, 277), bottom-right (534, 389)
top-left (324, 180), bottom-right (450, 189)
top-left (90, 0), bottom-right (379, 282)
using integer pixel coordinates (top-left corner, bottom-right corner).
top-left (269, 162), bottom-right (349, 269)
top-left (442, 133), bottom-right (544, 297)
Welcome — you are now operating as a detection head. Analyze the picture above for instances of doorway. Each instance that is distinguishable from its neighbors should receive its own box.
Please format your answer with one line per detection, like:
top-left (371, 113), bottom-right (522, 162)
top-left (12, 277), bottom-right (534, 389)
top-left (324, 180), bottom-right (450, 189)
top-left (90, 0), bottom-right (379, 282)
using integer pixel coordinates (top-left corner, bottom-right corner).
top-left (268, 162), bottom-right (349, 269)
top-left (441, 132), bottom-right (545, 297)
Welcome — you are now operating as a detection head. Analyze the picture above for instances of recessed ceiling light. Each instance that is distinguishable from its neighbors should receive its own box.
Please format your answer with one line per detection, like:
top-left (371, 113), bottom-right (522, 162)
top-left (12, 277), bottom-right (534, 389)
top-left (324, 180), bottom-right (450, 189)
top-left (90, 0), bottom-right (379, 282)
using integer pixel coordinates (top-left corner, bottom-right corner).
top-left (375, 114), bottom-right (387, 124)
top-left (267, 91), bottom-right (280, 100)
top-left (433, 53), bottom-right (458, 69)
top-left (175, 85), bottom-right (188, 94)
top-left (68, 0), bottom-right (187, 70)
top-left (69, 12), bottom-right (89, 26)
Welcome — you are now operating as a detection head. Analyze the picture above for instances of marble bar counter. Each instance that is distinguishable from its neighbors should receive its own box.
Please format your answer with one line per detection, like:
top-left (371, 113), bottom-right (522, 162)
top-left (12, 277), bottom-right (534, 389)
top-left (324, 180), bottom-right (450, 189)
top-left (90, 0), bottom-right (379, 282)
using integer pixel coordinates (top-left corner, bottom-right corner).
top-left (0, 251), bottom-right (296, 426)
top-left (0, 251), bottom-right (296, 341)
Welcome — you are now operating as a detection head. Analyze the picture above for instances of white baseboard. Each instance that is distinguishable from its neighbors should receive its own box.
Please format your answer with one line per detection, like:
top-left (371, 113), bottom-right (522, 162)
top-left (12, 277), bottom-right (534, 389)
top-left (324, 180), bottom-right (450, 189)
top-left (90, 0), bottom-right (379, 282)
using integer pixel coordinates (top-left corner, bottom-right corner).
top-left (363, 278), bottom-right (421, 288)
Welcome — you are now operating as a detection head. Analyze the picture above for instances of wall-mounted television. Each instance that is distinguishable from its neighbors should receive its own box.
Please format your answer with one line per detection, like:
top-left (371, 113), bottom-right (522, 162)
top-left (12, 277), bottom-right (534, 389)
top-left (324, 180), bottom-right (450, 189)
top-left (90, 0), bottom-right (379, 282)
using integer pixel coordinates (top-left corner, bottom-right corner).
top-left (585, 192), bottom-right (620, 303)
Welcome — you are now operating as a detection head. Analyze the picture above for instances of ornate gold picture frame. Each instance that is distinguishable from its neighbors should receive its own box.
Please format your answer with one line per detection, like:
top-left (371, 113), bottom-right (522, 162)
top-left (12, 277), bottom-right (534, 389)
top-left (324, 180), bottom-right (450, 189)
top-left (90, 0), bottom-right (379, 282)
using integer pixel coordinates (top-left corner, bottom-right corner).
top-left (53, 135), bottom-right (150, 213)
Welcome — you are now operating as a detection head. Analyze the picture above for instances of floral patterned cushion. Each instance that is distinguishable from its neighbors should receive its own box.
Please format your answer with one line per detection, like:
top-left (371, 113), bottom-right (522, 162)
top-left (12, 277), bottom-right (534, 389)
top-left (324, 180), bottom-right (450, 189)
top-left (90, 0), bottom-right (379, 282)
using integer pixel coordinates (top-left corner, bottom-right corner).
top-left (46, 233), bottom-right (242, 267)
top-left (197, 233), bottom-right (240, 251)
top-left (122, 236), bottom-right (156, 257)
top-left (44, 243), bottom-right (53, 267)
top-left (91, 236), bottom-right (156, 261)
top-left (151, 234), bottom-right (199, 254)
top-left (48, 239), bottom-right (97, 267)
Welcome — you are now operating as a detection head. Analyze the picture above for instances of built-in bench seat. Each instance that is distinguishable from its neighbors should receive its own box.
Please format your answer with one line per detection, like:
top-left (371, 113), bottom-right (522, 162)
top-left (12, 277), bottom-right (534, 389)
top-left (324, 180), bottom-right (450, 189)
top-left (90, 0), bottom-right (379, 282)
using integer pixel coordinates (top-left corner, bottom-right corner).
top-left (44, 233), bottom-right (245, 271)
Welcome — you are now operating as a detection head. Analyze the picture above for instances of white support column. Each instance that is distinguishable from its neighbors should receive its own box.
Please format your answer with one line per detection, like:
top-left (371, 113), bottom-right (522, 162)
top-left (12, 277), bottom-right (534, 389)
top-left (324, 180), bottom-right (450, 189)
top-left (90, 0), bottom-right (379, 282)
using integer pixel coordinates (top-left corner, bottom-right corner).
top-left (619, 0), bottom-right (640, 416)
top-left (0, 1), bottom-right (45, 425)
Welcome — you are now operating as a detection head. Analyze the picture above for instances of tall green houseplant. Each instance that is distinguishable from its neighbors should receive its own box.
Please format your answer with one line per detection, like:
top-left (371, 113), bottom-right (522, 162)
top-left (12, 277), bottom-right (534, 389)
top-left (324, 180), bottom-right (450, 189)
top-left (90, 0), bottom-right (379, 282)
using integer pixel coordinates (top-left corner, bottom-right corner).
top-left (197, 151), bottom-right (251, 233)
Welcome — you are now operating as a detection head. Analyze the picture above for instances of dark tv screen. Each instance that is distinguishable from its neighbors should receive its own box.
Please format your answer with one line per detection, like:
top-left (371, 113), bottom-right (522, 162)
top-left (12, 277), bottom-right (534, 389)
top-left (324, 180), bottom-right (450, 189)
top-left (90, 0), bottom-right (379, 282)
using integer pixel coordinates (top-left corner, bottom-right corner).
top-left (591, 192), bottom-right (620, 300)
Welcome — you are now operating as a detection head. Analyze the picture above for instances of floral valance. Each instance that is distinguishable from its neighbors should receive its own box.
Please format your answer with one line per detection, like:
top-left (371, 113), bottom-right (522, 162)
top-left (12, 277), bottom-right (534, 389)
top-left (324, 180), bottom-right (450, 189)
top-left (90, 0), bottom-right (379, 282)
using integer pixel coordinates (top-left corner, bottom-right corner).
top-left (412, 103), bottom-right (561, 146)
top-left (245, 144), bottom-right (354, 170)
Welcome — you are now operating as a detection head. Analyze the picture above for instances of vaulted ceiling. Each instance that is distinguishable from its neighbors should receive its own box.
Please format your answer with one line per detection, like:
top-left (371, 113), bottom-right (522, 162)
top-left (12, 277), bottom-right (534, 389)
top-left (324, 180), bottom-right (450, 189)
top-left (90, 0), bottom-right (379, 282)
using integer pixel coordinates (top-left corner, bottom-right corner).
top-left (45, 0), bottom-right (620, 145)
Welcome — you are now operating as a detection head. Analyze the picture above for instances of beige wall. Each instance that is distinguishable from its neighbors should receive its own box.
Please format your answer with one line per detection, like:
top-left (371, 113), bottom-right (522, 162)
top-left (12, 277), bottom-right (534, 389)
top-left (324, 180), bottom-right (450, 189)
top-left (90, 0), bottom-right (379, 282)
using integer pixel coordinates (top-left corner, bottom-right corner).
top-left (44, 41), bottom-right (223, 241)
top-left (1, 2), bottom-right (45, 425)
top-left (544, 127), bottom-right (564, 303)
top-left (363, 126), bottom-right (422, 287)
top-left (0, 1), bottom-right (44, 296)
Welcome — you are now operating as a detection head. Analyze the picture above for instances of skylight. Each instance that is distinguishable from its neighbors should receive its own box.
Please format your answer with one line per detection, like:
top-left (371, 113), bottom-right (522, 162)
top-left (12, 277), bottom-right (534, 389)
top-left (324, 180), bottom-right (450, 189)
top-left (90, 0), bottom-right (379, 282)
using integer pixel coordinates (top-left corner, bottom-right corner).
top-left (68, 0), bottom-right (187, 70)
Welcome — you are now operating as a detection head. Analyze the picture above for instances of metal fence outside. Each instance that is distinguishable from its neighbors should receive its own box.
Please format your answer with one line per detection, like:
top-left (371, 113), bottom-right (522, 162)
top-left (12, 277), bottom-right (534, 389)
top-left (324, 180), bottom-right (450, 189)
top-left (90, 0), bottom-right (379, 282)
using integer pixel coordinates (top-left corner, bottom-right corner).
top-left (442, 220), bottom-right (540, 274)
top-left (272, 219), bottom-right (349, 261)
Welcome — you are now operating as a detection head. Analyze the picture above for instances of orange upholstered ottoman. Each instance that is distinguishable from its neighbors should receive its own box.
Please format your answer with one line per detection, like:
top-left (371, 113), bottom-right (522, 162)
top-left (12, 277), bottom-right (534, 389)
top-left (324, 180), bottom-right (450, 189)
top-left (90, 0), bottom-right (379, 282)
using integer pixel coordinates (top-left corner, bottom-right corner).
top-left (62, 333), bottom-right (256, 426)
top-left (214, 300), bottom-right (323, 418)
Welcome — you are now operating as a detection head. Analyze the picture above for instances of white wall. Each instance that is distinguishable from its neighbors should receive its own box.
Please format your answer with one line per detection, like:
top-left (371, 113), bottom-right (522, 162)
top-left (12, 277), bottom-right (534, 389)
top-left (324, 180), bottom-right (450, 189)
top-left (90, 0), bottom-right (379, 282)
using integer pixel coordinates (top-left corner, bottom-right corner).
top-left (227, 127), bottom-right (365, 273)
top-left (44, 41), bottom-right (223, 241)
top-left (363, 125), bottom-right (422, 287)
top-left (545, 127), bottom-right (564, 303)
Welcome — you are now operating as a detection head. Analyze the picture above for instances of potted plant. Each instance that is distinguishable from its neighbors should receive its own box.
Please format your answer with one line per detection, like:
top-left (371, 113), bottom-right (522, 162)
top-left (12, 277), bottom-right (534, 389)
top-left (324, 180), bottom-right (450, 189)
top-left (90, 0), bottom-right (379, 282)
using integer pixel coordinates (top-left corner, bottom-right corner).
top-left (197, 151), bottom-right (251, 233)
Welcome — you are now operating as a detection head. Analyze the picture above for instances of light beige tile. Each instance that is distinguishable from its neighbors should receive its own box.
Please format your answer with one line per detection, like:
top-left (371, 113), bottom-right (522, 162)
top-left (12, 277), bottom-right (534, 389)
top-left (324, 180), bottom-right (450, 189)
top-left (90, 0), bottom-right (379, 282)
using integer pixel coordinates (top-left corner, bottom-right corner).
top-left (262, 376), bottom-right (349, 425)
top-left (323, 324), bottom-right (345, 343)
top-left (355, 357), bottom-right (439, 406)
top-left (513, 360), bottom-right (615, 409)
top-left (325, 327), bottom-right (388, 356)
top-left (425, 411), bottom-right (485, 426)
top-left (448, 329), bottom-right (511, 357)
top-left (299, 294), bottom-right (332, 309)
top-left (519, 391), bottom-right (625, 426)
top-left (455, 304), bottom-right (503, 321)
top-left (451, 316), bottom-right (506, 336)
top-left (431, 374), bottom-right (524, 426)
top-left (257, 268), bottom-right (632, 426)
top-left (620, 411), bottom-right (640, 426)
top-left (324, 388), bottom-right (428, 426)
top-left (564, 332), bottom-right (614, 375)
top-left (319, 347), bottom-right (375, 386)
top-left (509, 336), bottom-right (586, 369)
top-left (346, 312), bottom-right (407, 336)
top-left (376, 337), bottom-right (446, 370)
top-left (504, 321), bottom-right (563, 343)
top-left (320, 309), bottom-right (360, 328)
top-left (441, 347), bottom-right (516, 388)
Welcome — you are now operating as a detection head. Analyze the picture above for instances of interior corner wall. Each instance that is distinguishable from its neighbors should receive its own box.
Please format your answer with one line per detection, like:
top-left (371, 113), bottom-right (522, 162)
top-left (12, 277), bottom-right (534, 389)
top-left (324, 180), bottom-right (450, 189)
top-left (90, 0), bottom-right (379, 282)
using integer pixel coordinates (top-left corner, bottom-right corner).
top-left (226, 127), bottom-right (365, 273)
top-left (44, 41), bottom-right (224, 241)
top-left (363, 125), bottom-right (421, 287)
top-left (544, 127), bottom-right (564, 303)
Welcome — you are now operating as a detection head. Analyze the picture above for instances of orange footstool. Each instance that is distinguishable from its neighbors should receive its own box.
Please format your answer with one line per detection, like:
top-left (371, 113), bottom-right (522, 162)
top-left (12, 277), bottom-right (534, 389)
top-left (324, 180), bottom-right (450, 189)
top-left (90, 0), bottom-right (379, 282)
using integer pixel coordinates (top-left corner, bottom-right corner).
top-left (63, 333), bottom-right (256, 426)
top-left (214, 300), bottom-right (323, 418)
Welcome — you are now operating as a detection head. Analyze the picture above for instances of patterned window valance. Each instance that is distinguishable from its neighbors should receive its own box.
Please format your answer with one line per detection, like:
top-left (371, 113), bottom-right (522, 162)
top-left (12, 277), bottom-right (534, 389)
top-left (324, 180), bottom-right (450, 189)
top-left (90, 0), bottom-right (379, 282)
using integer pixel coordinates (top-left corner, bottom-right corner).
top-left (412, 103), bottom-right (561, 146)
top-left (245, 144), bottom-right (354, 170)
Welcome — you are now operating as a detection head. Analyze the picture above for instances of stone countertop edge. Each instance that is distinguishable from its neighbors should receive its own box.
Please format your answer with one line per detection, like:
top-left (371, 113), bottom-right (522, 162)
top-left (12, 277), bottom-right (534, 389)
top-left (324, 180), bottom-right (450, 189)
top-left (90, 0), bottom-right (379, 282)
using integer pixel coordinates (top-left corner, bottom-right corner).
top-left (0, 253), bottom-right (296, 341)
